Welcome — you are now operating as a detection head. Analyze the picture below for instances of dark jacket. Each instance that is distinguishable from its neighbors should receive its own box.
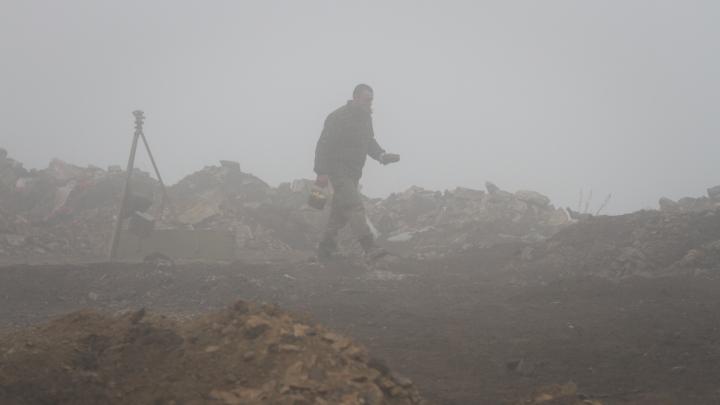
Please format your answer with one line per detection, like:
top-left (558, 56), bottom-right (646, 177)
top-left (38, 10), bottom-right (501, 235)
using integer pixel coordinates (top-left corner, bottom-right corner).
top-left (314, 101), bottom-right (385, 180)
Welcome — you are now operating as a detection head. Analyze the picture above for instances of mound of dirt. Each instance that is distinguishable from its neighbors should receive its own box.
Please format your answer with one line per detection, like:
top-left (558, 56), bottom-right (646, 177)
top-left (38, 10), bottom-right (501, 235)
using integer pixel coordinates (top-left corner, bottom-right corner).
top-left (0, 300), bottom-right (426, 405)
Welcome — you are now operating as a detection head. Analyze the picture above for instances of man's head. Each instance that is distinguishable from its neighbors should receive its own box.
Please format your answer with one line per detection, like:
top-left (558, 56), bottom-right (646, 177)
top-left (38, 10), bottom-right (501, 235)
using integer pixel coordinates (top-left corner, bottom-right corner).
top-left (352, 84), bottom-right (373, 109)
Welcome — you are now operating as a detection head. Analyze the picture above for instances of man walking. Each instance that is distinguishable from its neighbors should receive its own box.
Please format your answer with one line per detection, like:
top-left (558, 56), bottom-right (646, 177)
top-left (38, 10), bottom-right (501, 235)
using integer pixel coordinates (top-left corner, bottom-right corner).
top-left (313, 84), bottom-right (400, 260)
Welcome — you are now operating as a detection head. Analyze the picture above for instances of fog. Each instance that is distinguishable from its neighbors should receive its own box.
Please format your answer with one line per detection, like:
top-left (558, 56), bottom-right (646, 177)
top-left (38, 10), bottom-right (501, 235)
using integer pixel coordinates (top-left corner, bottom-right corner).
top-left (2, 0), bottom-right (718, 214)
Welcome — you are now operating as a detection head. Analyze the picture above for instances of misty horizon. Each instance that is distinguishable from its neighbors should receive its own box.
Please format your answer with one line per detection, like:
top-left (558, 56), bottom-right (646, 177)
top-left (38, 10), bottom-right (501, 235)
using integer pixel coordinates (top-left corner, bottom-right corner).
top-left (2, 1), bottom-right (718, 214)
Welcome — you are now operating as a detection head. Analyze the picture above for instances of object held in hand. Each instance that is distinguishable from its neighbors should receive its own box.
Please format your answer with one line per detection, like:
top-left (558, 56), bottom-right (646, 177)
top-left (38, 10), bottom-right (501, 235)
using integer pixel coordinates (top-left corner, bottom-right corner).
top-left (308, 187), bottom-right (328, 210)
top-left (381, 153), bottom-right (400, 165)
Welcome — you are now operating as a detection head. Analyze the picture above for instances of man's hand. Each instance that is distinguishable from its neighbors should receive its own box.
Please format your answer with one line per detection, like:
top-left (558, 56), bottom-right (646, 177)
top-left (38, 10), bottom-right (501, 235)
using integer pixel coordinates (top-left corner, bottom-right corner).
top-left (315, 174), bottom-right (329, 188)
top-left (380, 153), bottom-right (400, 165)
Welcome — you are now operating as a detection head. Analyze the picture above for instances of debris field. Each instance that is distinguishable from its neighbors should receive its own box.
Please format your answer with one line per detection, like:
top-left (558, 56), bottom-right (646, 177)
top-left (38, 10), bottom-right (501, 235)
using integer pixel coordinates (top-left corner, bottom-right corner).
top-left (3, 148), bottom-right (720, 404)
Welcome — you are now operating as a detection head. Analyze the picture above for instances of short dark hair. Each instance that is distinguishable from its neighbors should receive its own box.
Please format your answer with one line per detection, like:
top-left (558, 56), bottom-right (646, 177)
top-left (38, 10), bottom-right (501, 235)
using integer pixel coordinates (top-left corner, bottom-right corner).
top-left (353, 84), bottom-right (373, 98)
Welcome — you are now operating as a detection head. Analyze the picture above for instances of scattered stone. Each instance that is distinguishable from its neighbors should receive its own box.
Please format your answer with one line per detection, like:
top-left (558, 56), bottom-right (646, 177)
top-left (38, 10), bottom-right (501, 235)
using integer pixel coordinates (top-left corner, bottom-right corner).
top-left (515, 382), bottom-right (603, 405)
top-left (293, 323), bottom-right (312, 337)
top-left (244, 316), bottom-right (271, 339)
top-left (279, 344), bottom-right (301, 353)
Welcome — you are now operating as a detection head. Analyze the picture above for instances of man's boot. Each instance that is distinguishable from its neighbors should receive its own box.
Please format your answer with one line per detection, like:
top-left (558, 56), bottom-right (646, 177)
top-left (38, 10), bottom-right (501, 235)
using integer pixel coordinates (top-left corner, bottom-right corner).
top-left (359, 235), bottom-right (388, 262)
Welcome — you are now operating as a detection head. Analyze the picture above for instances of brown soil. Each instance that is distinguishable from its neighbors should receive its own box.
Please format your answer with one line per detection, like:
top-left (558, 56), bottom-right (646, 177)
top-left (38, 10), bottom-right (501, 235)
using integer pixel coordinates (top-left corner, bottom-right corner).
top-left (2, 247), bottom-right (720, 404)
top-left (0, 300), bottom-right (425, 405)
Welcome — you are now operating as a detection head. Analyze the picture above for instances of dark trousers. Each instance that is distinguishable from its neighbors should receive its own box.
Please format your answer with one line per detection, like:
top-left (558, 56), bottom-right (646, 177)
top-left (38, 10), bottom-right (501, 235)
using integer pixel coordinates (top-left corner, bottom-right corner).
top-left (320, 175), bottom-right (372, 250)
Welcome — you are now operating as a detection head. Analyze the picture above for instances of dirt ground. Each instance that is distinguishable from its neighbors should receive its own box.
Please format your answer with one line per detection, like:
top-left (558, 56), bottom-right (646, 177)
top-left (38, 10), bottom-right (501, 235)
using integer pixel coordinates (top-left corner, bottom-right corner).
top-left (0, 301), bottom-right (426, 405)
top-left (1, 247), bottom-right (720, 404)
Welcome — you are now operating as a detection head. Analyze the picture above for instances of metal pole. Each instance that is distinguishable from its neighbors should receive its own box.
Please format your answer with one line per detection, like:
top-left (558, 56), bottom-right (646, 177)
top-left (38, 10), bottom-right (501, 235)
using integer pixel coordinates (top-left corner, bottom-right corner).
top-left (108, 110), bottom-right (144, 260)
top-left (139, 132), bottom-right (174, 218)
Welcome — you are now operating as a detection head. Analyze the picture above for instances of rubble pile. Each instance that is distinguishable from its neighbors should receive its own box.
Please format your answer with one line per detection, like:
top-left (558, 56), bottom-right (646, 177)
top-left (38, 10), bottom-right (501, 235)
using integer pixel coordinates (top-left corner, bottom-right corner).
top-left (165, 172), bottom-right (572, 258)
top-left (167, 163), bottom-right (324, 253)
top-left (658, 185), bottom-right (720, 213)
top-left (366, 182), bottom-right (570, 258)
top-left (1, 147), bottom-right (572, 260)
top-left (0, 149), bottom-right (159, 259)
top-left (0, 150), bottom-right (327, 259)
top-left (0, 300), bottom-right (427, 405)
top-left (510, 208), bottom-right (720, 280)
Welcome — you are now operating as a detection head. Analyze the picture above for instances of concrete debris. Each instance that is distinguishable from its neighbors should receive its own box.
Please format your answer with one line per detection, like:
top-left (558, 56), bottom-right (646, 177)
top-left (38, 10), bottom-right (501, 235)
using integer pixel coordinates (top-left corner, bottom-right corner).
top-left (0, 148), bottom-right (571, 261)
top-left (367, 184), bottom-right (570, 258)
top-left (168, 163), bottom-right (319, 253)
top-left (509, 208), bottom-right (720, 280)
top-left (0, 149), bottom-right (158, 260)
top-left (707, 185), bottom-right (720, 200)
top-left (8, 146), bottom-right (720, 272)
top-left (658, 185), bottom-right (720, 213)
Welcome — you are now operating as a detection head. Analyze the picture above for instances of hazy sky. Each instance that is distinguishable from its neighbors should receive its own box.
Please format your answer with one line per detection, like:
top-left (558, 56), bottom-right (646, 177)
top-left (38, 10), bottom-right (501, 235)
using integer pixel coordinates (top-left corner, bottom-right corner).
top-left (2, 1), bottom-right (718, 213)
